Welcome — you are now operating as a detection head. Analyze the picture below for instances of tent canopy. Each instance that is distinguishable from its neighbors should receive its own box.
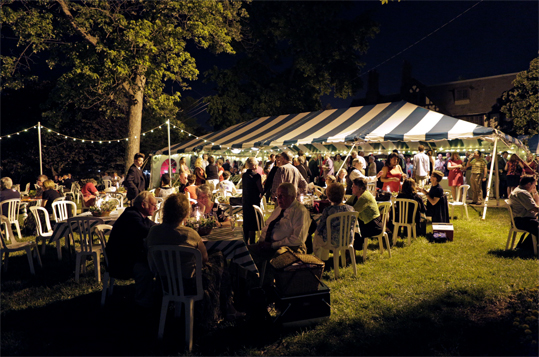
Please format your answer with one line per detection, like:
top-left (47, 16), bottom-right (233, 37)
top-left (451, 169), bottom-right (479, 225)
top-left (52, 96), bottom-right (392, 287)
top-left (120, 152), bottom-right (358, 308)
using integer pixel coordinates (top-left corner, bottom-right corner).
top-left (156, 101), bottom-right (527, 155)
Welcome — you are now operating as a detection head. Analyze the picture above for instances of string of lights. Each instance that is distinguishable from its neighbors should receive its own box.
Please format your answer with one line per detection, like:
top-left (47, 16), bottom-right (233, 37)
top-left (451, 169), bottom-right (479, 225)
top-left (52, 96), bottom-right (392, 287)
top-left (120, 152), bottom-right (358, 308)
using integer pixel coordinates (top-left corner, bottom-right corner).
top-left (0, 121), bottom-right (220, 146)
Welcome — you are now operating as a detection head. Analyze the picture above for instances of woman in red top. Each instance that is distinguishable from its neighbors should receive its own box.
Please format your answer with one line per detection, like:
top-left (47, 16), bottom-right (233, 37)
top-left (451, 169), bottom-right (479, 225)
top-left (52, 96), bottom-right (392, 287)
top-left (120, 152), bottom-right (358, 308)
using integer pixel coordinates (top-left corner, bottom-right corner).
top-left (523, 153), bottom-right (538, 176)
top-left (380, 153), bottom-right (404, 193)
top-left (81, 178), bottom-right (99, 207)
top-left (217, 158), bottom-right (225, 182)
top-left (447, 152), bottom-right (464, 200)
top-left (505, 154), bottom-right (524, 196)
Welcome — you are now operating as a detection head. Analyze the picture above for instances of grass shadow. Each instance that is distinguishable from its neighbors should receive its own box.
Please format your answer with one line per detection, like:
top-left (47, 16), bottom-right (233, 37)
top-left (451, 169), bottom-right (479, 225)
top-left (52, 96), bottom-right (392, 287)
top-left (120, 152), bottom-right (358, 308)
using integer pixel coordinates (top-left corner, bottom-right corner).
top-left (488, 248), bottom-right (538, 260)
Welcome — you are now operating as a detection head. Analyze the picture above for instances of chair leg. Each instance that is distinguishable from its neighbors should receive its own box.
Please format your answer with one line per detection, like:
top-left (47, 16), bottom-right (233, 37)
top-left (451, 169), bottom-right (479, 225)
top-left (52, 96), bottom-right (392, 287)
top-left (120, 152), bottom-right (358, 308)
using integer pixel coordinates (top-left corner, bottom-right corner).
top-left (75, 254), bottom-right (82, 283)
top-left (392, 228), bottom-right (398, 245)
top-left (158, 298), bottom-right (169, 339)
top-left (506, 230), bottom-right (513, 250)
top-left (94, 253), bottom-right (101, 283)
top-left (407, 227), bottom-right (412, 246)
top-left (185, 300), bottom-right (195, 352)
top-left (56, 240), bottom-right (63, 260)
top-left (34, 246), bottom-right (42, 268)
top-left (101, 272), bottom-right (109, 306)
top-left (362, 238), bottom-right (368, 263)
top-left (383, 233), bottom-right (392, 258)
top-left (39, 237), bottom-right (47, 256)
top-left (348, 246), bottom-right (357, 275)
top-left (340, 248), bottom-right (346, 268)
top-left (14, 221), bottom-right (22, 239)
top-left (333, 251), bottom-right (340, 279)
top-left (464, 204), bottom-right (469, 219)
top-left (258, 261), bottom-right (267, 288)
top-left (25, 247), bottom-right (35, 275)
top-left (2, 252), bottom-right (9, 272)
top-left (532, 235), bottom-right (538, 256)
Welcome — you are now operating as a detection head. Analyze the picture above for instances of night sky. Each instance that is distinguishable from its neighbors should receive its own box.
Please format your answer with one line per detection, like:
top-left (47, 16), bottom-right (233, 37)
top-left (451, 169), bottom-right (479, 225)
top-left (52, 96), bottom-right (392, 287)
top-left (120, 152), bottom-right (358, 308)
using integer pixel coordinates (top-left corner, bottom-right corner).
top-left (185, 0), bottom-right (538, 129)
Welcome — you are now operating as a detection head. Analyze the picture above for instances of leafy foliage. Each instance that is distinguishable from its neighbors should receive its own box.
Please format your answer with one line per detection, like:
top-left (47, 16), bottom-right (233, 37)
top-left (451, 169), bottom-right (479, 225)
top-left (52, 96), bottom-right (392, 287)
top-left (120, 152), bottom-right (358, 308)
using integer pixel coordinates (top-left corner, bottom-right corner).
top-left (500, 57), bottom-right (539, 136)
top-left (1, 0), bottom-right (248, 171)
top-left (204, 2), bottom-right (379, 130)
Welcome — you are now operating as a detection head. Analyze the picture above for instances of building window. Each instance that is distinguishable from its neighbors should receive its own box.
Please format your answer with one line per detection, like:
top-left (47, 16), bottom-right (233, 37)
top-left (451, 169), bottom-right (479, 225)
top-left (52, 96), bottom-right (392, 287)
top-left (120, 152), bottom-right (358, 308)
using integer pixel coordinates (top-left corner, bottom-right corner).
top-left (455, 88), bottom-right (470, 105)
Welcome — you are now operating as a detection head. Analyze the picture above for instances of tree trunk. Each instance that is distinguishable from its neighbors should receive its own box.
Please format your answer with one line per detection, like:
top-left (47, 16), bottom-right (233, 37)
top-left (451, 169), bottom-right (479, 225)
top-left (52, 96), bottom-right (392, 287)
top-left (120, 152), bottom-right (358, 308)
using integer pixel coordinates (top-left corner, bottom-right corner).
top-left (124, 74), bottom-right (146, 174)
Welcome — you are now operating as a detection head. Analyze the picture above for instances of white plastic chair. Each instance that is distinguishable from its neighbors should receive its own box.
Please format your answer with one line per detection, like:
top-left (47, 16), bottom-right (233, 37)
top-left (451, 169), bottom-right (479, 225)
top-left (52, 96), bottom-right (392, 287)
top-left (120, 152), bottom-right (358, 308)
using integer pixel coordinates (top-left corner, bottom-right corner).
top-left (326, 211), bottom-right (358, 279)
top-left (68, 216), bottom-right (106, 283)
top-left (367, 182), bottom-right (377, 195)
top-left (448, 185), bottom-right (470, 220)
top-left (69, 182), bottom-right (82, 203)
top-left (148, 245), bottom-right (204, 351)
top-left (20, 183), bottom-right (31, 197)
top-left (29, 206), bottom-right (56, 257)
top-left (363, 202), bottom-right (392, 262)
top-left (505, 200), bottom-right (537, 255)
top-left (103, 180), bottom-right (112, 189)
top-left (392, 198), bottom-right (418, 246)
top-left (1, 215), bottom-right (42, 275)
top-left (253, 205), bottom-right (265, 242)
top-left (0, 198), bottom-right (22, 239)
top-left (52, 200), bottom-right (77, 222)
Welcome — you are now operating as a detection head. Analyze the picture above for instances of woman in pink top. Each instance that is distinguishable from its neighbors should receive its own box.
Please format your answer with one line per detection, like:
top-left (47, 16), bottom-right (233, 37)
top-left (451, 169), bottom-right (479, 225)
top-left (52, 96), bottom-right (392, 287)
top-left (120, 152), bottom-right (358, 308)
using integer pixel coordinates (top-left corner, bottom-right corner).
top-left (447, 152), bottom-right (464, 200)
top-left (380, 153), bottom-right (404, 193)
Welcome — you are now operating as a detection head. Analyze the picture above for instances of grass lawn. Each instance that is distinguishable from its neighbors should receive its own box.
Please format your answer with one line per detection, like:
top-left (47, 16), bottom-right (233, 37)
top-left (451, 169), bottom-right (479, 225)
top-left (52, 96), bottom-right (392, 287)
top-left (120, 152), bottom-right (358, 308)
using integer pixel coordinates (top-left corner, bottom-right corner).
top-left (1, 204), bottom-right (538, 356)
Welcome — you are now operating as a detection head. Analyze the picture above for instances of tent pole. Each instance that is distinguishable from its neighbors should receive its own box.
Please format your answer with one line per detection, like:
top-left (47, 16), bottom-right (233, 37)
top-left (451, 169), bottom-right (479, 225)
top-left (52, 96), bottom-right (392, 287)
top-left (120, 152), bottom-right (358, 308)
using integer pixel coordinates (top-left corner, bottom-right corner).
top-left (167, 120), bottom-right (172, 177)
top-left (494, 143), bottom-right (500, 206)
top-left (38, 121), bottom-right (43, 175)
top-left (339, 143), bottom-right (357, 173)
top-left (482, 137), bottom-right (498, 220)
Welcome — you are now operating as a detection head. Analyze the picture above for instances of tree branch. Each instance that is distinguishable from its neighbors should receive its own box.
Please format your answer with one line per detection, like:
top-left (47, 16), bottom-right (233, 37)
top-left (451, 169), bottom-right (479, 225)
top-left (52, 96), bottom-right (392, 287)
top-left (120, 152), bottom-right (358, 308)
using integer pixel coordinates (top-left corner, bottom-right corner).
top-left (56, 0), bottom-right (98, 47)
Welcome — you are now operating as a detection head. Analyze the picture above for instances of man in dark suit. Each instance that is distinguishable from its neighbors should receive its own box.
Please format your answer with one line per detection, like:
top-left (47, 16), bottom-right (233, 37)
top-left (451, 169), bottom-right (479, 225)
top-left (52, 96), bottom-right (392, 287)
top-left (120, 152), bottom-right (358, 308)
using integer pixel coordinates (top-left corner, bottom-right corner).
top-left (106, 191), bottom-right (157, 307)
top-left (125, 153), bottom-right (146, 202)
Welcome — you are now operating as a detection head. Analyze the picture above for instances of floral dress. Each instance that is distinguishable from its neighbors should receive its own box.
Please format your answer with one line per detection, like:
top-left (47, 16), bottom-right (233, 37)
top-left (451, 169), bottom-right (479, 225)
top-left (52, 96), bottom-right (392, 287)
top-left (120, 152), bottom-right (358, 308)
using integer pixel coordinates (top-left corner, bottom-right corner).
top-left (316, 204), bottom-right (356, 246)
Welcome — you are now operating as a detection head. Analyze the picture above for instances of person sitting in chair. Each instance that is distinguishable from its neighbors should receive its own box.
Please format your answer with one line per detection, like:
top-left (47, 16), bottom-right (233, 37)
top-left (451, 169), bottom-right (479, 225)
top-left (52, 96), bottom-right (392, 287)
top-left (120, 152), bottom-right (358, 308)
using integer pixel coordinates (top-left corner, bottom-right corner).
top-left (508, 175), bottom-right (539, 251)
top-left (106, 191), bottom-right (157, 308)
top-left (248, 183), bottom-right (311, 286)
top-left (0, 177), bottom-right (21, 216)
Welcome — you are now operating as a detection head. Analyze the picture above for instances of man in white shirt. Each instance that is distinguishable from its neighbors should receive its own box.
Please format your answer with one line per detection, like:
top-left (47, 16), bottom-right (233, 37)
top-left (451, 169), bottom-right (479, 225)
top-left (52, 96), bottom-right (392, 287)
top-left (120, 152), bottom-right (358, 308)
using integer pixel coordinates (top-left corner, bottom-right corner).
top-left (249, 183), bottom-right (311, 285)
top-left (508, 175), bottom-right (539, 250)
top-left (216, 171), bottom-right (237, 194)
top-left (271, 151), bottom-right (308, 199)
top-left (413, 145), bottom-right (430, 187)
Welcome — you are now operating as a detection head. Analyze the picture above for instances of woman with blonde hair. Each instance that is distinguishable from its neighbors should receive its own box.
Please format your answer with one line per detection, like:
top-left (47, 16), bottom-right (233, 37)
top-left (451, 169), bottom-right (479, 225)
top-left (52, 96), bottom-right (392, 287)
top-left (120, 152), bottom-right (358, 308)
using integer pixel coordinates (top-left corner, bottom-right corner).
top-left (194, 157), bottom-right (206, 185)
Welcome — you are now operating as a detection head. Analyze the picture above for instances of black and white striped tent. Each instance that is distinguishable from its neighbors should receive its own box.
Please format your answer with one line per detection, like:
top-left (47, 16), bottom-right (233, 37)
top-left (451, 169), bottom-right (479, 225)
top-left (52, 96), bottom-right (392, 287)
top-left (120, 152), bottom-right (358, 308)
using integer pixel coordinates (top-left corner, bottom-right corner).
top-left (155, 101), bottom-right (526, 156)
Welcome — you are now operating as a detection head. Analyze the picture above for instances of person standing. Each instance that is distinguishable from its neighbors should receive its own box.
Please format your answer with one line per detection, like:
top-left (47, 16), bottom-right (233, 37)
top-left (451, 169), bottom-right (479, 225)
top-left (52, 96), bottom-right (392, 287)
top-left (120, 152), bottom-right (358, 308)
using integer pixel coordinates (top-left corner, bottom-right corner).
top-left (465, 150), bottom-right (488, 205)
top-left (380, 153), bottom-right (404, 193)
top-left (205, 156), bottom-right (220, 189)
top-left (505, 154), bottom-right (524, 198)
top-left (271, 152), bottom-right (308, 200)
top-left (125, 153), bottom-right (146, 203)
top-left (498, 151), bottom-right (509, 198)
top-left (242, 158), bottom-right (264, 244)
top-left (413, 145), bottom-right (430, 187)
top-left (264, 154), bottom-right (280, 201)
top-left (447, 153), bottom-right (464, 200)
top-left (322, 153), bottom-right (334, 179)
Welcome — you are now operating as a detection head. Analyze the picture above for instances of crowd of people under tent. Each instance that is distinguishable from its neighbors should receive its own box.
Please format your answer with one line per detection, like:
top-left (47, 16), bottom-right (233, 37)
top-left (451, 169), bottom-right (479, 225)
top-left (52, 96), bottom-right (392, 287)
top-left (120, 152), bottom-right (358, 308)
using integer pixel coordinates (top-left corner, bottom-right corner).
top-left (1, 147), bottom-right (537, 329)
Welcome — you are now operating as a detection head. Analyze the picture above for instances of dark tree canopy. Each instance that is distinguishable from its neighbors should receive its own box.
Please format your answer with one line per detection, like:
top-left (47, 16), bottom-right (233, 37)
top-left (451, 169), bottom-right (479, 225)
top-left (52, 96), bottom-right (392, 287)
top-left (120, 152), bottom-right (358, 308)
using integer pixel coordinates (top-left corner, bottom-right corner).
top-left (204, 2), bottom-right (379, 130)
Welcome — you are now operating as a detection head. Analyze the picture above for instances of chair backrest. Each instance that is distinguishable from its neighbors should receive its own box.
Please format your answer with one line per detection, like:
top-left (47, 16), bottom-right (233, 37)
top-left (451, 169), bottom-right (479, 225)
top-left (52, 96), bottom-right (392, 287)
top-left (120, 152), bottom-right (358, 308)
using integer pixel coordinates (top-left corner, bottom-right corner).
top-left (155, 197), bottom-right (164, 205)
top-left (103, 180), bottom-right (112, 189)
top-left (0, 198), bottom-right (21, 221)
top-left (148, 245), bottom-right (204, 300)
top-left (52, 200), bottom-right (77, 222)
top-left (253, 205), bottom-right (265, 232)
top-left (326, 211), bottom-right (358, 248)
top-left (29, 206), bottom-right (53, 237)
top-left (71, 182), bottom-right (80, 192)
top-left (67, 216), bottom-right (104, 253)
top-left (94, 224), bottom-right (113, 247)
top-left (377, 202), bottom-right (392, 232)
top-left (53, 196), bottom-right (66, 203)
top-left (109, 193), bottom-right (124, 208)
top-left (367, 182), bottom-right (377, 195)
top-left (0, 215), bottom-right (15, 247)
top-left (392, 198), bottom-right (418, 225)
top-left (456, 185), bottom-right (470, 203)
top-left (20, 182), bottom-right (31, 195)
top-left (505, 199), bottom-right (519, 229)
